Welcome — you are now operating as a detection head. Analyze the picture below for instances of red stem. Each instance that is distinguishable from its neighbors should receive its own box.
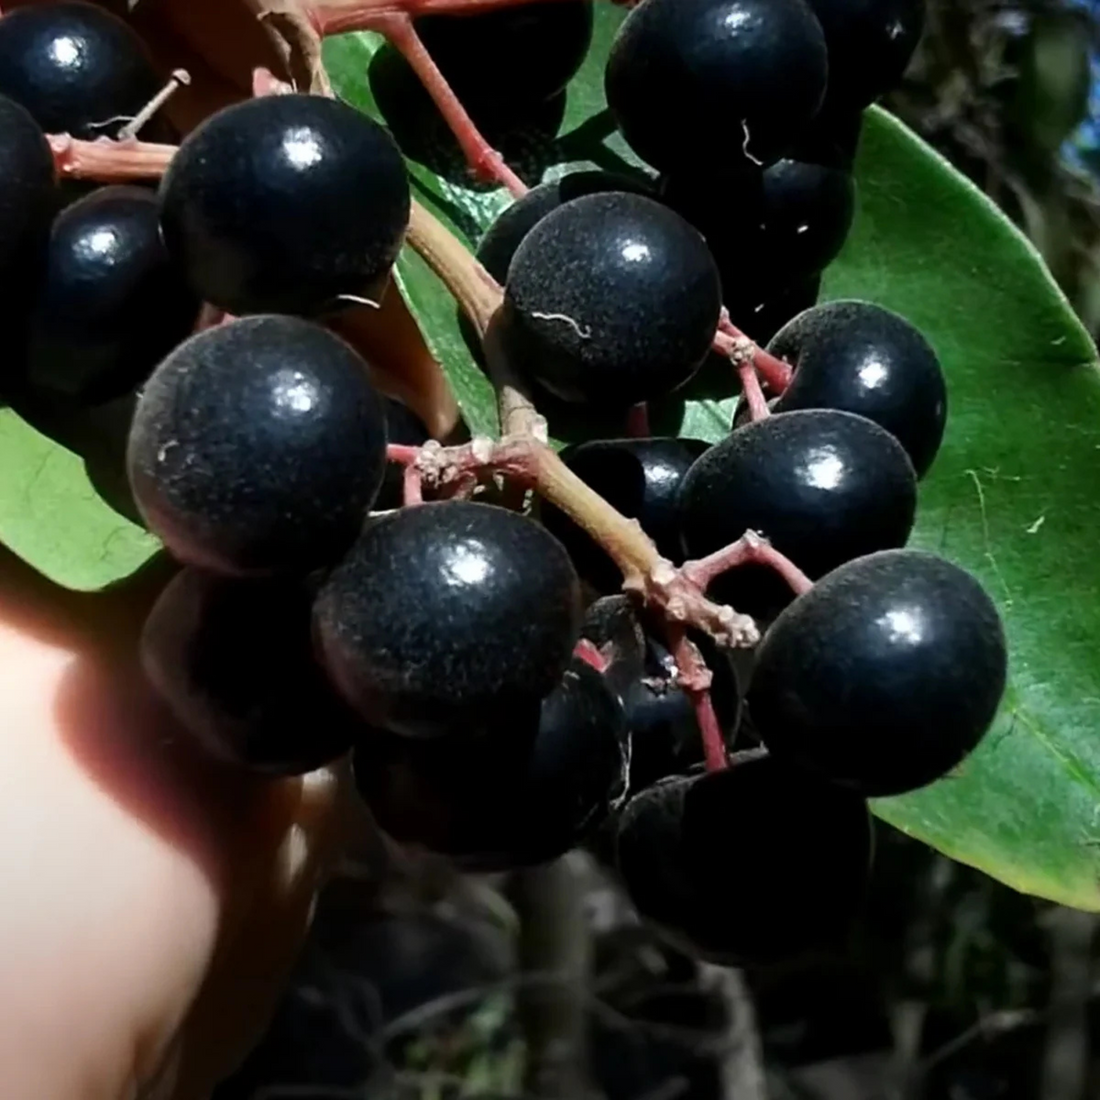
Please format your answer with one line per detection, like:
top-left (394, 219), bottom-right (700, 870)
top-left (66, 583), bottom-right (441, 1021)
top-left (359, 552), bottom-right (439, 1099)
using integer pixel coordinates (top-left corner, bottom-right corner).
top-left (49, 135), bottom-right (176, 181)
top-left (312, 0), bottom-right (581, 31)
top-left (668, 628), bottom-right (727, 773)
top-left (737, 360), bottom-right (770, 422)
top-left (370, 13), bottom-right (527, 196)
top-left (403, 463), bottom-right (424, 504)
top-left (714, 315), bottom-right (793, 393)
top-left (386, 443), bottom-right (423, 465)
top-left (625, 402), bottom-right (650, 439)
top-left (684, 532), bottom-right (813, 596)
top-left (573, 638), bottom-right (610, 674)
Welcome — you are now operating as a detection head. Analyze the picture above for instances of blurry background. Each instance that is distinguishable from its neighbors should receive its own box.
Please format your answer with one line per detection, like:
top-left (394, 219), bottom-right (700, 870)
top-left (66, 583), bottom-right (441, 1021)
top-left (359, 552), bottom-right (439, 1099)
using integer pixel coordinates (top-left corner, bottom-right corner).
top-left (212, 3), bottom-right (1100, 1098)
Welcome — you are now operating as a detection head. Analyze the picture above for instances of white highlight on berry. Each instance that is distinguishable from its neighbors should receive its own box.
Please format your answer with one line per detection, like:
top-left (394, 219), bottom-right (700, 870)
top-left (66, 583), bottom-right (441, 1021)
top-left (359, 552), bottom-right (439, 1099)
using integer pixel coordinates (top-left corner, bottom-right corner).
top-left (282, 127), bottom-right (324, 170)
top-left (75, 226), bottom-right (120, 261)
top-left (802, 447), bottom-right (845, 490)
top-left (49, 35), bottom-right (82, 69)
top-left (271, 369), bottom-right (320, 415)
top-left (621, 241), bottom-right (652, 264)
top-left (878, 606), bottom-right (926, 646)
top-left (858, 358), bottom-right (889, 390)
top-left (441, 541), bottom-right (492, 587)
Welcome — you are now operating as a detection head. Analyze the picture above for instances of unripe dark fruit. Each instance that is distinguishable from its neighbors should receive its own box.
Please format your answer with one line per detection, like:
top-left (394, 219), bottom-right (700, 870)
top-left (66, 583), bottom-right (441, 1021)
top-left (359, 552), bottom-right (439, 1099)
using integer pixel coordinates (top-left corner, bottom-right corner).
top-left (158, 94), bottom-right (410, 317)
top-left (748, 549), bottom-right (1007, 796)
top-left (127, 315), bottom-right (388, 577)
top-left (314, 501), bottom-right (583, 739)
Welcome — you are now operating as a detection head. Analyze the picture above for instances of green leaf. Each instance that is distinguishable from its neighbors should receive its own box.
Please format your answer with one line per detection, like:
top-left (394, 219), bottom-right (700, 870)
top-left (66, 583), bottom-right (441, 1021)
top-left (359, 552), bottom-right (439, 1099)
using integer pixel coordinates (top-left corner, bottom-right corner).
top-left (815, 107), bottom-right (1100, 912)
top-left (0, 410), bottom-right (158, 592)
top-left (326, 21), bottom-right (1100, 909)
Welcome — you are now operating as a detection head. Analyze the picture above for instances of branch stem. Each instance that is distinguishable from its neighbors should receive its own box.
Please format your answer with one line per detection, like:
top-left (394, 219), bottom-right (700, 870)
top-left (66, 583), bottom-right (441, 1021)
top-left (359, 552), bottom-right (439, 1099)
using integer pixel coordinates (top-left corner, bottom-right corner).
top-left (684, 532), bottom-right (813, 596)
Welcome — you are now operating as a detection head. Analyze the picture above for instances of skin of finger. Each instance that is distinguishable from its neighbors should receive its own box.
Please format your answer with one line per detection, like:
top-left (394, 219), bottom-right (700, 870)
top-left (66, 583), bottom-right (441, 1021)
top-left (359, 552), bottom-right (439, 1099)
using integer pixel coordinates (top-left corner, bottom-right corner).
top-left (0, 563), bottom-right (346, 1100)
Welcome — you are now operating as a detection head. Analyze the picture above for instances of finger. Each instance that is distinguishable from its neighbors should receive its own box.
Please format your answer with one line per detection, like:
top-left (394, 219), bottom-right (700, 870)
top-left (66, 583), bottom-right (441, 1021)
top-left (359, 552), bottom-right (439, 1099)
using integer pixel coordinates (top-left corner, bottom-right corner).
top-left (0, 552), bottom-right (346, 1099)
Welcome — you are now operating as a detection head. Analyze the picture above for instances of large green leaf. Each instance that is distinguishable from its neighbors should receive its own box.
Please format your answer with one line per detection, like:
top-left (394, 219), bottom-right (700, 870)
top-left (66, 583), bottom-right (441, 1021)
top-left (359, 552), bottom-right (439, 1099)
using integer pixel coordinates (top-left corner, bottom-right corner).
top-left (325, 18), bottom-right (1100, 910)
top-left (823, 109), bottom-right (1100, 912)
top-left (0, 409), bottom-right (157, 592)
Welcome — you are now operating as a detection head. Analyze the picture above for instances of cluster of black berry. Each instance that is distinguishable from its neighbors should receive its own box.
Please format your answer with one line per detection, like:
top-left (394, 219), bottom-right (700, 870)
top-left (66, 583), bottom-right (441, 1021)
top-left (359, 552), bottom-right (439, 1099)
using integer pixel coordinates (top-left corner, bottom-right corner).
top-left (0, 0), bottom-right (1009, 967)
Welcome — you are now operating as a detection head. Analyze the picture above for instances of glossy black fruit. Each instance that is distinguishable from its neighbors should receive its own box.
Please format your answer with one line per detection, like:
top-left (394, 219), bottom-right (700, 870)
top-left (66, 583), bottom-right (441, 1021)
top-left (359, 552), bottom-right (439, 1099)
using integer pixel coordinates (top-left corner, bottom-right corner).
top-left (605, 0), bottom-right (829, 174)
top-left (142, 569), bottom-right (361, 775)
top-left (0, 92), bottom-right (54, 266)
top-left (748, 549), bottom-right (1007, 796)
top-left (805, 0), bottom-right (925, 109)
top-left (500, 192), bottom-right (722, 406)
top-left (158, 94), bottom-right (410, 316)
top-left (0, 2), bottom-right (161, 140)
top-left (768, 300), bottom-right (947, 477)
top-left (128, 315), bottom-right (388, 576)
top-left (416, 2), bottom-right (594, 111)
top-left (542, 437), bottom-right (709, 591)
top-left (314, 501), bottom-right (583, 738)
top-left (678, 409), bottom-right (918, 616)
top-left (25, 185), bottom-right (199, 404)
top-left (353, 659), bottom-right (625, 870)
top-left (376, 397), bottom-right (430, 510)
top-left (615, 757), bottom-right (873, 965)
top-left (477, 169), bottom-right (655, 284)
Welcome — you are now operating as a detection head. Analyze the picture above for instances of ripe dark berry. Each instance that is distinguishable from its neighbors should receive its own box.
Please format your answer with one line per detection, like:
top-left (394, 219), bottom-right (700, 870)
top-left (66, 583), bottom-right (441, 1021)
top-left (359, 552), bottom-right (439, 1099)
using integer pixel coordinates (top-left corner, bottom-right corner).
top-left (542, 437), bottom-right (709, 591)
top-left (0, 3), bottom-right (161, 140)
top-left (768, 300), bottom-right (947, 477)
top-left (615, 757), bottom-right (872, 965)
top-left (141, 569), bottom-right (361, 776)
top-left (314, 501), bottom-right (583, 739)
top-left (25, 185), bottom-right (199, 405)
top-left (415, 2), bottom-right (594, 113)
top-left (500, 192), bottom-right (722, 407)
top-left (678, 409), bottom-right (918, 616)
top-left (804, 0), bottom-right (925, 109)
top-left (158, 94), bottom-right (410, 317)
top-left (376, 397), bottom-right (430, 510)
top-left (605, 0), bottom-right (829, 174)
top-left (353, 659), bottom-right (625, 871)
top-left (127, 315), bottom-right (388, 577)
top-left (477, 170), bottom-right (655, 284)
top-left (0, 93), bottom-right (54, 282)
top-left (748, 549), bottom-right (1007, 797)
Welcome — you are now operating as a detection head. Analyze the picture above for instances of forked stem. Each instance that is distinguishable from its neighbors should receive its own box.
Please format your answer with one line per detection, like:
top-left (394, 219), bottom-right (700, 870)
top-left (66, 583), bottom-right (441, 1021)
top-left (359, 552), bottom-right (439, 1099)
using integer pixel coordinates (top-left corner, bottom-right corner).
top-left (668, 627), bottom-right (727, 773)
top-left (737, 360), bottom-right (770, 421)
top-left (715, 313), bottom-right (793, 393)
top-left (684, 532), bottom-right (813, 597)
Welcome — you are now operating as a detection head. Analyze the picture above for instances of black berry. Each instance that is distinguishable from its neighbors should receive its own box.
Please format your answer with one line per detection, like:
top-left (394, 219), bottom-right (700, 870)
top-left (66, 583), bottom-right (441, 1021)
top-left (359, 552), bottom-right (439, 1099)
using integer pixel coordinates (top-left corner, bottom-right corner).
top-left (416, 2), bottom-right (594, 113)
top-left (500, 192), bottom-right (722, 407)
top-left (615, 757), bottom-right (872, 965)
top-left (804, 0), bottom-right (925, 109)
top-left (25, 185), bottom-right (199, 405)
top-left (605, 0), bottom-right (829, 174)
top-left (158, 94), bottom-right (410, 317)
top-left (141, 569), bottom-right (361, 776)
top-left (313, 501), bottom-right (583, 738)
top-left (678, 409), bottom-right (918, 615)
top-left (127, 315), bottom-right (388, 577)
top-left (0, 2), bottom-right (161, 140)
top-left (768, 300), bottom-right (947, 477)
top-left (0, 92), bottom-right (54, 323)
top-left (542, 437), bottom-right (709, 591)
top-left (748, 549), bottom-right (1007, 797)
top-left (477, 169), bottom-right (655, 284)
top-left (353, 658), bottom-right (625, 871)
